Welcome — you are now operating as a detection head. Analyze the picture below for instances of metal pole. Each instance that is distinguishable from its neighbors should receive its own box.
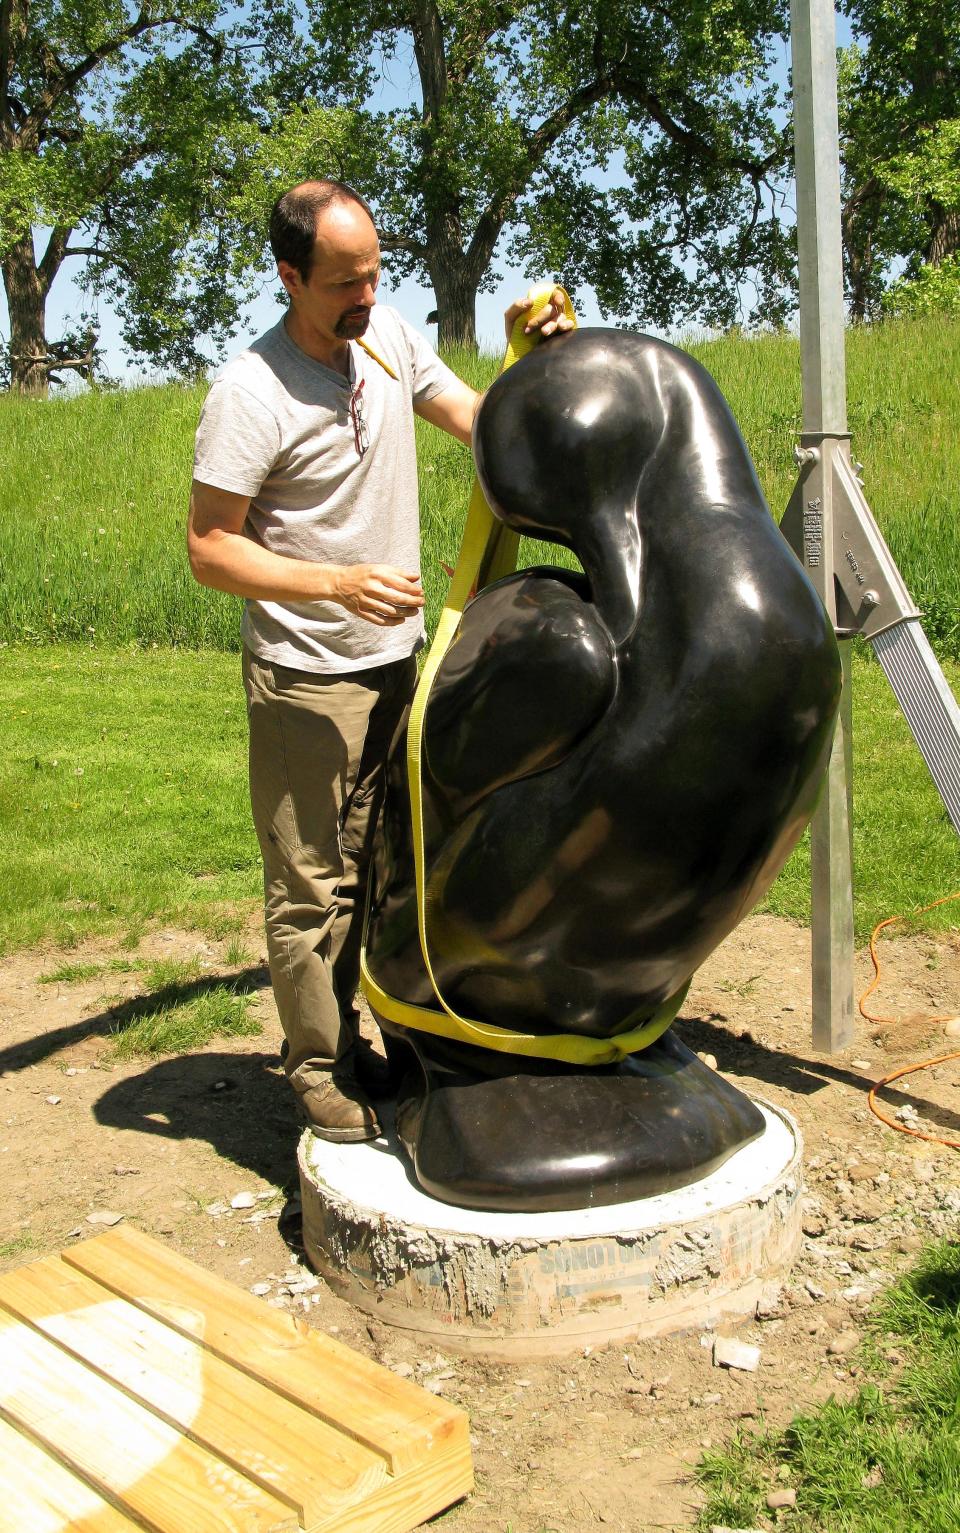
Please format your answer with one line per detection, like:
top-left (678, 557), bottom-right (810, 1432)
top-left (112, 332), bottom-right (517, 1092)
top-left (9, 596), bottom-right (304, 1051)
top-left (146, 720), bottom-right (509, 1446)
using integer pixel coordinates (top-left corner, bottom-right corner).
top-left (789, 0), bottom-right (856, 1050)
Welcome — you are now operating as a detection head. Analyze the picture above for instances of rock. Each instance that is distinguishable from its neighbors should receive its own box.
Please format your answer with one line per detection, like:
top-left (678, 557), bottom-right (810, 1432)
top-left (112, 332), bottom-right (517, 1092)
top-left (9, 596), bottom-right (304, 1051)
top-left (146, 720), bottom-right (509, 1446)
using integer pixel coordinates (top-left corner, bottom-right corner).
top-left (756, 1286), bottom-right (783, 1320)
top-left (804, 1279), bottom-right (826, 1300)
top-left (697, 1052), bottom-right (719, 1071)
top-left (85, 1210), bottom-right (123, 1226)
top-left (827, 1329), bottom-right (860, 1356)
top-left (285, 1274), bottom-right (319, 1294)
top-left (895, 1104), bottom-right (921, 1125)
top-left (766, 1488), bottom-right (797, 1510)
top-left (205, 1201), bottom-right (229, 1216)
top-left (44, 1094), bottom-right (62, 1105)
top-left (713, 1336), bottom-right (761, 1372)
top-left (249, 1282), bottom-right (272, 1296)
top-left (802, 1215), bottom-right (826, 1237)
top-left (230, 1191), bottom-right (257, 1209)
top-left (701, 1392), bottom-right (723, 1406)
top-left (849, 1194), bottom-right (885, 1222)
top-left (709, 1526), bottom-right (764, 1533)
top-left (851, 1059), bottom-right (871, 1069)
top-left (848, 1162), bottom-right (882, 1183)
top-left (944, 1018), bottom-right (960, 1039)
top-left (112, 1165), bottom-right (140, 1176)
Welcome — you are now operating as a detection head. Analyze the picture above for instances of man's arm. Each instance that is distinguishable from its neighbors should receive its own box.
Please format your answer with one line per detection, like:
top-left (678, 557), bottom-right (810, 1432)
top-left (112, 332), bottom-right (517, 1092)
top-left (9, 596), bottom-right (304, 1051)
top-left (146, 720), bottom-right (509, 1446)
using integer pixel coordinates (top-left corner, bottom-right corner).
top-left (413, 378), bottom-right (479, 445)
top-left (187, 480), bottom-right (424, 627)
top-left (413, 287), bottom-right (573, 445)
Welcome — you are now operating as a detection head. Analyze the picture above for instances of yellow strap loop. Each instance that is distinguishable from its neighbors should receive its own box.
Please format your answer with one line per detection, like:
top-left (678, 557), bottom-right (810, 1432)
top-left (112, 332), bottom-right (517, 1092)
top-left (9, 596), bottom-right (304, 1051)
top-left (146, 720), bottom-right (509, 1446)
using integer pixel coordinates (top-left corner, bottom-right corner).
top-left (360, 285), bottom-right (687, 1062)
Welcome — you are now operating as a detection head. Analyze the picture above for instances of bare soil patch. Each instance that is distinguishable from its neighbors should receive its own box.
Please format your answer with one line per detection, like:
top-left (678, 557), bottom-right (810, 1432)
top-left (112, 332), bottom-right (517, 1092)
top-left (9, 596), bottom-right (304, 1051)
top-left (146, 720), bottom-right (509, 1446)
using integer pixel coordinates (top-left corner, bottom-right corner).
top-left (2, 913), bottom-right (960, 1532)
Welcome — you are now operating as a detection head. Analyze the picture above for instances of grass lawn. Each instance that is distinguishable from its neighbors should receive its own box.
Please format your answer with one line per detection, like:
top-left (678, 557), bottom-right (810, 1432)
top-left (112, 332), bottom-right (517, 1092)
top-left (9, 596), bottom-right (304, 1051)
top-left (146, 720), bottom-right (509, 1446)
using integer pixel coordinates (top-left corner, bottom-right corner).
top-left (2, 643), bottom-right (957, 954)
top-left (697, 1240), bottom-right (960, 1532)
top-left (2, 645), bottom-right (258, 952)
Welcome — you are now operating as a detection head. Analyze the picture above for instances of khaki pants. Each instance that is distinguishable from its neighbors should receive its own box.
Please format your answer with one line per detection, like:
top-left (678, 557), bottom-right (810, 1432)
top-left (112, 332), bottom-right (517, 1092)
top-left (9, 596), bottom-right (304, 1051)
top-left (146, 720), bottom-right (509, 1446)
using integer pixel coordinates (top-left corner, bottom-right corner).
top-left (243, 648), bottom-right (417, 1093)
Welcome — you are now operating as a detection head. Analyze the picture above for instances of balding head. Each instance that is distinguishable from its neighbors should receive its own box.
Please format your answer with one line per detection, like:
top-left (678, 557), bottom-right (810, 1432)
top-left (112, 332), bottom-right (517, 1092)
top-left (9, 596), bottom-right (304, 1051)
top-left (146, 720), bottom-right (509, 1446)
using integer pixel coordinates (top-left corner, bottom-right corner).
top-left (269, 180), bottom-right (376, 283)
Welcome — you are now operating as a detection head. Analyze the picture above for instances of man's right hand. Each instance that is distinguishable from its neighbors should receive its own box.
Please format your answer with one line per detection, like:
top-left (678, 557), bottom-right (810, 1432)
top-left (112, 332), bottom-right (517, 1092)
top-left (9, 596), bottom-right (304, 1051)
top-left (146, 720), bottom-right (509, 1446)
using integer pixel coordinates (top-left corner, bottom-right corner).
top-left (189, 482), bottom-right (425, 624)
top-left (332, 565), bottom-right (425, 626)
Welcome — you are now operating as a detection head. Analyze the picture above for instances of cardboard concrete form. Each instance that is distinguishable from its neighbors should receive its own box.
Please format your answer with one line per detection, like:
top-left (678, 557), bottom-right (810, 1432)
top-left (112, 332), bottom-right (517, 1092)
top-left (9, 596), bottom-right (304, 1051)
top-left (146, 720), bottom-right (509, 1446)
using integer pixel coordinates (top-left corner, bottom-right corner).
top-left (299, 1101), bottom-right (802, 1358)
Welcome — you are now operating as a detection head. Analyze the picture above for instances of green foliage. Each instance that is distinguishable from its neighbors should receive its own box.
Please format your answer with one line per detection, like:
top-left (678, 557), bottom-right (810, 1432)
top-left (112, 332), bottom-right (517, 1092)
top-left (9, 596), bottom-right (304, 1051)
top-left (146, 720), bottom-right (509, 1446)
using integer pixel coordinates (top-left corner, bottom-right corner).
top-left (839, 0), bottom-right (960, 318)
top-left (2, 0), bottom-right (798, 384)
top-left (303, 0), bottom-right (794, 338)
top-left (697, 1241), bottom-right (960, 1533)
top-left (0, 0), bottom-right (346, 386)
top-left (883, 253), bottom-right (960, 318)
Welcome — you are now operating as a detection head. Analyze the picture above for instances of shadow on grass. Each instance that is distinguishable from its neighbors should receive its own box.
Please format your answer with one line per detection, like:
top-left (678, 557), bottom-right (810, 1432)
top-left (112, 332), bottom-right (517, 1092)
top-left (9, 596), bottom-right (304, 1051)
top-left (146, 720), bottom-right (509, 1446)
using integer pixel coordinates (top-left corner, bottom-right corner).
top-left (0, 964), bottom-right (272, 1072)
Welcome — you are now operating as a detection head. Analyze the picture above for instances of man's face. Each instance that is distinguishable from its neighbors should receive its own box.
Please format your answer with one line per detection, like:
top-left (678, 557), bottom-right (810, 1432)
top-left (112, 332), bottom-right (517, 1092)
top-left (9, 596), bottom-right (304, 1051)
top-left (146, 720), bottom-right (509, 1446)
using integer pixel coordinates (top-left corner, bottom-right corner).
top-left (279, 200), bottom-right (381, 346)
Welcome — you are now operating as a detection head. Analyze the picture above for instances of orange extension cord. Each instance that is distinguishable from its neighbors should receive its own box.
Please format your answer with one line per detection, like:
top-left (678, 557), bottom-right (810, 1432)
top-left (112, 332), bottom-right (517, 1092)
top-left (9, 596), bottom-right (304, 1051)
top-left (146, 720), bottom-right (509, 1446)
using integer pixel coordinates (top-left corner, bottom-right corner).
top-left (862, 891), bottom-right (960, 1147)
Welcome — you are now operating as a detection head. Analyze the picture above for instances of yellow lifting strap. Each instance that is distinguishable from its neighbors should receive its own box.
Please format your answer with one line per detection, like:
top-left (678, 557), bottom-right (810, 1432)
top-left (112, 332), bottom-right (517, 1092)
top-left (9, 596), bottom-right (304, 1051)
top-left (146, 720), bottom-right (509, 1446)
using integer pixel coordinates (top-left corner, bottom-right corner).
top-left (360, 285), bottom-right (689, 1064)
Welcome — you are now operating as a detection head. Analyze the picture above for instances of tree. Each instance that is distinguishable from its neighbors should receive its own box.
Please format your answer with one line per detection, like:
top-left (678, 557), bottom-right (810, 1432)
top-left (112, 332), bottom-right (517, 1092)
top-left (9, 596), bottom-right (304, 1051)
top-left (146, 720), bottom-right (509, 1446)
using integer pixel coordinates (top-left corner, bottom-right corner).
top-left (3, 0), bottom-right (795, 391)
top-left (300, 0), bottom-right (794, 345)
top-left (0, 0), bottom-right (345, 394)
top-left (839, 0), bottom-right (960, 320)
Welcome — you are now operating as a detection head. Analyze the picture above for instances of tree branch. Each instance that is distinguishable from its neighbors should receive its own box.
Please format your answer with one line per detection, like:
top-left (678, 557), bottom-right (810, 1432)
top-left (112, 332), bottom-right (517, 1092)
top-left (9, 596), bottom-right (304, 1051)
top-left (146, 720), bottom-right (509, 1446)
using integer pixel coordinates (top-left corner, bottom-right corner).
top-left (0, 0), bottom-right (27, 137)
top-left (23, 11), bottom-right (217, 147)
top-left (409, 0), bottom-right (447, 120)
top-left (38, 226), bottom-right (71, 296)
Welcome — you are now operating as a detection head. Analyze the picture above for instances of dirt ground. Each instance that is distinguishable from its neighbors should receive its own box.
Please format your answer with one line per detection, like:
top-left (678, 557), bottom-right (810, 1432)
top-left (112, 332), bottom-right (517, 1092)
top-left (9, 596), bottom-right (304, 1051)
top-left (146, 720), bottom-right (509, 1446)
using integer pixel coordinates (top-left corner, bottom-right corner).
top-left (2, 911), bottom-right (960, 1532)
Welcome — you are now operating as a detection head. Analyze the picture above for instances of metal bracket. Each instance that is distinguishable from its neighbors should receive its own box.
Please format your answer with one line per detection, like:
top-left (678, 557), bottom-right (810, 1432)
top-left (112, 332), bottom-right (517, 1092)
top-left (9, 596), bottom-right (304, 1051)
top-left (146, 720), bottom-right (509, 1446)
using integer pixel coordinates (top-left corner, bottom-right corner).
top-left (782, 434), bottom-right (960, 834)
top-left (781, 435), bottom-right (921, 641)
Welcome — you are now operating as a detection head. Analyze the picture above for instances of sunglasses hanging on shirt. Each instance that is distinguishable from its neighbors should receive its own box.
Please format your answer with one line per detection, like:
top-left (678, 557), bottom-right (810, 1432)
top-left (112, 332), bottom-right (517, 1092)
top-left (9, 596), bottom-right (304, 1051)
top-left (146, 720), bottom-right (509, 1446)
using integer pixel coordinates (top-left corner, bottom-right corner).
top-left (349, 376), bottom-right (369, 459)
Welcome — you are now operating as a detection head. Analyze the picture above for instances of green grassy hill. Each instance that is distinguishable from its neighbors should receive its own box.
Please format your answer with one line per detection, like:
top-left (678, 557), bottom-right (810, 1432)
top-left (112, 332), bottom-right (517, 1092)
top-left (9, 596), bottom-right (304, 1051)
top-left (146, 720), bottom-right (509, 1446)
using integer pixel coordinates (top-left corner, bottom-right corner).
top-left (1, 317), bottom-right (957, 658)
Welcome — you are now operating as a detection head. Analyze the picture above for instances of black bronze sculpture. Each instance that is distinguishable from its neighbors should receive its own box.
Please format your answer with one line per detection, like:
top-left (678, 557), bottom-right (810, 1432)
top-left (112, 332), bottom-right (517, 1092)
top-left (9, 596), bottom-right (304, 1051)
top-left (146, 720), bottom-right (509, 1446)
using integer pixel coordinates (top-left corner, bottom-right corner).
top-left (365, 329), bottom-right (842, 1212)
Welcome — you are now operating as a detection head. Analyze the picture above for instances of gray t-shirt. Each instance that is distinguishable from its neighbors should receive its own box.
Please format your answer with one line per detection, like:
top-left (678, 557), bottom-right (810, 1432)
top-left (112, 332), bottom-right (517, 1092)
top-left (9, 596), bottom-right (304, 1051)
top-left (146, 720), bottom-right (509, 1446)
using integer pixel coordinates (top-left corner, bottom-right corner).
top-left (193, 305), bottom-right (459, 672)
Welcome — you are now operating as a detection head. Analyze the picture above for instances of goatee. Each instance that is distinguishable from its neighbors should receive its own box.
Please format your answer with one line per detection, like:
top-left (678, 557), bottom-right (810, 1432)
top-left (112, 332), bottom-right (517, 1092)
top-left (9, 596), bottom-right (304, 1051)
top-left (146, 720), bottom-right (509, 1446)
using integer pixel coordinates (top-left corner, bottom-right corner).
top-left (335, 309), bottom-right (372, 339)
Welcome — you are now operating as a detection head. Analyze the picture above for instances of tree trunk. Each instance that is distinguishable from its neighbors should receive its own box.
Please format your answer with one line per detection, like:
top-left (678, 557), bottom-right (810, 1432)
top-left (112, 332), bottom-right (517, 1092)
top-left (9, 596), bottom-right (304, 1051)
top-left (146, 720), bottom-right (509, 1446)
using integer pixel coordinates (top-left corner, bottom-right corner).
top-left (430, 255), bottom-right (478, 347)
top-left (2, 233), bottom-right (49, 396)
top-left (926, 207), bottom-right (960, 267)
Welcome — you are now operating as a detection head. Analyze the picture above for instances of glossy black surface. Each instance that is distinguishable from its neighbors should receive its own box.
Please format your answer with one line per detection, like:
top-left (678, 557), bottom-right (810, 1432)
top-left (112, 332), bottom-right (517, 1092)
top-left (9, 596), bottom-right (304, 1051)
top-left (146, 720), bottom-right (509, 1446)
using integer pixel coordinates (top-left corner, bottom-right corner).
top-left (367, 329), bottom-right (841, 1211)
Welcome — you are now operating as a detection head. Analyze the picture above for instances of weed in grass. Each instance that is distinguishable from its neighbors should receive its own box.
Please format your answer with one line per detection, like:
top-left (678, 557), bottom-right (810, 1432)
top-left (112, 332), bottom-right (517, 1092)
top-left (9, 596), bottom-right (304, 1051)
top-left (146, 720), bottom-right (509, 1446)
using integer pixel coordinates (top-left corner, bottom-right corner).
top-left (717, 972), bottom-right (762, 998)
top-left (39, 957), bottom-right (138, 984)
top-left (224, 937), bottom-right (253, 966)
top-left (697, 1240), bottom-right (960, 1533)
top-left (0, 1232), bottom-right (39, 1261)
top-left (200, 908), bottom-right (249, 939)
top-left (141, 956), bottom-right (204, 992)
top-left (121, 919), bottom-right (147, 951)
top-left (109, 975), bottom-right (262, 1058)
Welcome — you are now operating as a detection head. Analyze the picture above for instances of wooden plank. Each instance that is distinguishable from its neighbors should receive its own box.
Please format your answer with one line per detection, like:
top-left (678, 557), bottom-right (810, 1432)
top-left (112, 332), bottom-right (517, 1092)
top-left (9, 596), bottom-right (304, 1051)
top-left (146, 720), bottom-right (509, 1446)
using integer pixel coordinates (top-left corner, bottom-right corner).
top-left (0, 1311), bottom-right (297, 1533)
top-left (65, 1226), bottom-right (467, 1476)
top-left (316, 1446), bottom-right (474, 1533)
top-left (0, 1412), bottom-right (144, 1533)
top-left (0, 1256), bottom-right (388, 1530)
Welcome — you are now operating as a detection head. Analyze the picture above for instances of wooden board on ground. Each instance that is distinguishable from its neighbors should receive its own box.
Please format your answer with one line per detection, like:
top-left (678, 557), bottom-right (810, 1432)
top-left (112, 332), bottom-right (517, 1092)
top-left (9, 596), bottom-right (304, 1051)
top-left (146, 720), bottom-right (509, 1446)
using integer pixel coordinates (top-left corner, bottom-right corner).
top-left (0, 1226), bottom-right (473, 1533)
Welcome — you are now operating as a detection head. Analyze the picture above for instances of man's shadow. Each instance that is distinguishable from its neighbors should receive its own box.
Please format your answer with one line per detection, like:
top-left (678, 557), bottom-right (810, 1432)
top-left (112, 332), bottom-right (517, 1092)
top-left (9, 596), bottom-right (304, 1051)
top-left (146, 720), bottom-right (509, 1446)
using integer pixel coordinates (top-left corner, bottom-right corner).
top-left (26, 965), bottom-right (310, 1196)
top-left (93, 1046), bottom-right (303, 1194)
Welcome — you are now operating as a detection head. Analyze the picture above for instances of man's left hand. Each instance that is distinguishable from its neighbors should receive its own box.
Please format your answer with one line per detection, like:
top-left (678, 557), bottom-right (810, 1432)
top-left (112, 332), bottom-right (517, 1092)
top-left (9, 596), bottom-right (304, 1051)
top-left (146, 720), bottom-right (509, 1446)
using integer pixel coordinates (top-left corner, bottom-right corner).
top-left (504, 287), bottom-right (573, 343)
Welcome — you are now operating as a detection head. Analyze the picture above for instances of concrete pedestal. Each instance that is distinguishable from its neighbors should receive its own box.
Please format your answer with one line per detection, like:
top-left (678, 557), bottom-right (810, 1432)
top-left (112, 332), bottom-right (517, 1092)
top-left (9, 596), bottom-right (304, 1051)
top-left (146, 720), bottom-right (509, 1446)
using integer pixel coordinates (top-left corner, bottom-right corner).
top-left (298, 1101), bottom-right (802, 1358)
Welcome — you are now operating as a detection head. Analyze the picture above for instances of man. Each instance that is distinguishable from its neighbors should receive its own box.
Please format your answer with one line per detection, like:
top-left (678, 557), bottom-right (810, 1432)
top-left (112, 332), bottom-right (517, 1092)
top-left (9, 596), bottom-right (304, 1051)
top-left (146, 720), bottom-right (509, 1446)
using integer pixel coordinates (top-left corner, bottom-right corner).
top-left (188, 179), bottom-right (569, 1143)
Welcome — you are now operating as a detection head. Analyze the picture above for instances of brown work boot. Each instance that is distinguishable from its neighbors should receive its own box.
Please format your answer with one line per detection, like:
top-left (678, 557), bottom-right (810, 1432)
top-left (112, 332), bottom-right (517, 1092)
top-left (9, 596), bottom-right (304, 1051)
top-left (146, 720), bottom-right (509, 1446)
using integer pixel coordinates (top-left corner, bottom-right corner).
top-left (297, 1077), bottom-right (381, 1143)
